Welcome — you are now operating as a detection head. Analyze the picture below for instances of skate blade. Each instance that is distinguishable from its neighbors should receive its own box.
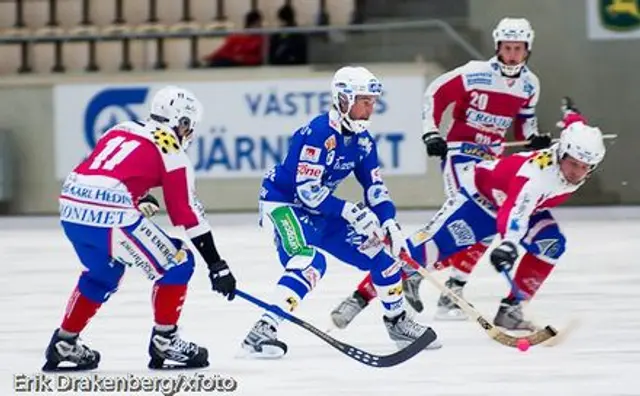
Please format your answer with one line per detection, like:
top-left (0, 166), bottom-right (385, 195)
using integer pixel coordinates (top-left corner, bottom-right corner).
top-left (42, 361), bottom-right (99, 372)
top-left (434, 309), bottom-right (469, 321)
top-left (148, 362), bottom-right (210, 370)
top-left (394, 335), bottom-right (443, 351)
top-left (237, 343), bottom-right (287, 359)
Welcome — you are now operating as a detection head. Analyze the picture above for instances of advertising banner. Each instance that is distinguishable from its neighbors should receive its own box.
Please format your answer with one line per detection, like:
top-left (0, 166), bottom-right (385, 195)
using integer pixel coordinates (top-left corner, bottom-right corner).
top-left (53, 76), bottom-right (426, 179)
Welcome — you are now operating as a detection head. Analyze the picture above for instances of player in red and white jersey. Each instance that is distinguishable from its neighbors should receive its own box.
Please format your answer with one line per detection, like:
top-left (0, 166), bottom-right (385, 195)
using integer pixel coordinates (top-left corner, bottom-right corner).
top-left (43, 86), bottom-right (236, 372)
top-left (330, 113), bottom-right (606, 331)
top-left (329, 18), bottom-right (555, 328)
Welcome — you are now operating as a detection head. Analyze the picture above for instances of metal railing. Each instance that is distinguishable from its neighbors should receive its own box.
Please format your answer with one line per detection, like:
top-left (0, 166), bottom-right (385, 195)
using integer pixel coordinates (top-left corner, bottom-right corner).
top-left (0, 18), bottom-right (483, 73)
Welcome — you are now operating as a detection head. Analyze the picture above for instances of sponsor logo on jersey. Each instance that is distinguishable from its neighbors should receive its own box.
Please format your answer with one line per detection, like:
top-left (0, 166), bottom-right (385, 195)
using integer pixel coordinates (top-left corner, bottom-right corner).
top-left (60, 202), bottom-right (131, 226)
top-left (296, 163), bottom-right (323, 181)
top-left (300, 145), bottom-right (321, 162)
top-left (333, 157), bottom-right (355, 171)
top-left (358, 137), bottom-right (373, 156)
top-left (466, 108), bottom-right (513, 130)
top-left (446, 219), bottom-right (476, 246)
top-left (326, 150), bottom-right (335, 165)
top-left (387, 285), bottom-right (403, 296)
top-left (324, 135), bottom-right (336, 151)
top-left (370, 167), bottom-right (383, 183)
top-left (153, 128), bottom-right (181, 154)
top-left (285, 296), bottom-right (299, 312)
top-left (530, 151), bottom-right (554, 169)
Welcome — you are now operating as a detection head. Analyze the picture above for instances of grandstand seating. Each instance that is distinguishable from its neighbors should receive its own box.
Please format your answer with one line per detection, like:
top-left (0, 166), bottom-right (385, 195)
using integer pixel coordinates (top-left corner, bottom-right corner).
top-left (0, 0), bottom-right (354, 74)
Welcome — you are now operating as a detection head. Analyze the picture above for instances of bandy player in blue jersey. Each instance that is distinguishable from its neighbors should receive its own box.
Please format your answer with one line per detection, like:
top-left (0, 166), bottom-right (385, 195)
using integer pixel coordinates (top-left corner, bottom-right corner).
top-left (239, 66), bottom-right (441, 358)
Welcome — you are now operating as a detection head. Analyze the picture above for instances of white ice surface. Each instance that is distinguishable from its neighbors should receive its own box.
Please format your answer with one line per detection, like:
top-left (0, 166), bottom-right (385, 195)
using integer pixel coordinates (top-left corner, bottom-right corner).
top-left (1, 208), bottom-right (640, 396)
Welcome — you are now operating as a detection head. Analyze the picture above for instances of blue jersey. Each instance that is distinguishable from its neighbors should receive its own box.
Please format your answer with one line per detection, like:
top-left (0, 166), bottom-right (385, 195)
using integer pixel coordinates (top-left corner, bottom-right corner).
top-left (261, 112), bottom-right (395, 224)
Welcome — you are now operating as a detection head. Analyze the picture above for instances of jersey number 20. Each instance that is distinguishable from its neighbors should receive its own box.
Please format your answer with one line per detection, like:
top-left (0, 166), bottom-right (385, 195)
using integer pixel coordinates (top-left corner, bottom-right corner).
top-left (89, 136), bottom-right (140, 170)
top-left (470, 92), bottom-right (489, 110)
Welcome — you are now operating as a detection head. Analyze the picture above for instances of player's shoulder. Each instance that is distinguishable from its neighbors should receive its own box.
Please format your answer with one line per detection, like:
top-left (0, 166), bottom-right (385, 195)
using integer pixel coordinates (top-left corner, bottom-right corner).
top-left (520, 66), bottom-right (540, 92)
top-left (298, 112), bottom-right (334, 142)
top-left (453, 60), bottom-right (495, 88)
top-left (514, 148), bottom-right (557, 177)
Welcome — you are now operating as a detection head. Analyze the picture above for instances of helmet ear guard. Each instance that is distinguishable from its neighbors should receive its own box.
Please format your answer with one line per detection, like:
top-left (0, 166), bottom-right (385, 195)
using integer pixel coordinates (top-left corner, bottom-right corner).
top-left (330, 66), bottom-right (382, 133)
top-left (148, 86), bottom-right (203, 150)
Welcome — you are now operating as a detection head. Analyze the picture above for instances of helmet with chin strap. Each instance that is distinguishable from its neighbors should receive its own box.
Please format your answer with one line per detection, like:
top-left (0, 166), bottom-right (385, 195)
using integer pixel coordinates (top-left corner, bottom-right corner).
top-left (331, 66), bottom-right (382, 133)
top-left (149, 85), bottom-right (203, 150)
top-left (492, 17), bottom-right (534, 77)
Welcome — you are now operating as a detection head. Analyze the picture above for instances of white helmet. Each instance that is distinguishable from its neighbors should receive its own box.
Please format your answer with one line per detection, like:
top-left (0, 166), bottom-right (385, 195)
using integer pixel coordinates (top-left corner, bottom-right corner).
top-left (557, 121), bottom-right (606, 168)
top-left (492, 17), bottom-right (534, 77)
top-left (331, 66), bottom-right (382, 133)
top-left (149, 85), bottom-right (203, 149)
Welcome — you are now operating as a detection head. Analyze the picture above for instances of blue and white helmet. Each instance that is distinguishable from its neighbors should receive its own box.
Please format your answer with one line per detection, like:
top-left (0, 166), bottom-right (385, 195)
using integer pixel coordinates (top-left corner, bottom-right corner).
top-left (492, 17), bottom-right (535, 77)
top-left (149, 85), bottom-right (203, 150)
top-left (331, 66), bottom-right (382, 133)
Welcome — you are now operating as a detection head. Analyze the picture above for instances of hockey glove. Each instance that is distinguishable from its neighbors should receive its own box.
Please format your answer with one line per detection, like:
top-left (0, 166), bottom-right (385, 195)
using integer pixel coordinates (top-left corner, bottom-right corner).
top-left (421, 131), bottom-right (448, 159)
top-left (525, 134), bottom-right (552, 150)
top-left (489, 241), bottom-right (519, 273)
top-left (342, 201), bottom-right (382, 241)
top-left (208, 259), bottom-right (237, 301)
top-left (138, 194), bottom-right (160, 218)
top-left (382, 219), bottom-right (407, 257)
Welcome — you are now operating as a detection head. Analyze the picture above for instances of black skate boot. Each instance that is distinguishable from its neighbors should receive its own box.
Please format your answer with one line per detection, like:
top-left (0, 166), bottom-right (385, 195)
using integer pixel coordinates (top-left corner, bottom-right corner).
top-left (434, 278), bottom-right (469, 321)
top-left (383, 311), bottom-right (442, 350)
top-left (493, 297), bottom-right (537, 332)
top-left (42, 329), bottom-right (100, 372)
top-left (148, 326), bottom-right (209, 369)
top-left (240, 319), bottom-right (288, 358)
top-left (402, 272), bottom-right (424, 313)
top-left (330, 290), bottom-right (369, 329)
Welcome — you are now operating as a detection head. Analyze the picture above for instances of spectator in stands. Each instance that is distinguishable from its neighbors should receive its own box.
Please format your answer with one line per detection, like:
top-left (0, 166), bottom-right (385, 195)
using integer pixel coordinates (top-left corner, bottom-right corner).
top-left (268, 4), bottom-right (308, 65)
top-left (204, 10), bottom-right (265, 67)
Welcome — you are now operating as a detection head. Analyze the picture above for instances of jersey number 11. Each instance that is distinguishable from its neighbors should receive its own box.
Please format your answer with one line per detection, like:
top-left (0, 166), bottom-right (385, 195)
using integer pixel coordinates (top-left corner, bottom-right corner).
top-left (89, 136), bottom-right (141, 171)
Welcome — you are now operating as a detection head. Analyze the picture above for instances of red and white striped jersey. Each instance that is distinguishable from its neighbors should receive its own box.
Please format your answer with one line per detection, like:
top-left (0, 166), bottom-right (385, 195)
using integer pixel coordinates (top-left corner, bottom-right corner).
top-left (423, 57), bottom-right (540, 155)
top-left (59, 120), bottom-right (210, 238)
top-left (474, 148), bottom-right (581, 244)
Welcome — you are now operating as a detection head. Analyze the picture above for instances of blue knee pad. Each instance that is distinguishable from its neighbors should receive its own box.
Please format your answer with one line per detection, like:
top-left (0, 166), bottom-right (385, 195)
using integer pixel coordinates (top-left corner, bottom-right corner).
top-left (157, 248), bottom-right (196, 285)
top-left (78, 263), bottom-right (125, 303)
top-left (278, 251), bottom-right (327, 300)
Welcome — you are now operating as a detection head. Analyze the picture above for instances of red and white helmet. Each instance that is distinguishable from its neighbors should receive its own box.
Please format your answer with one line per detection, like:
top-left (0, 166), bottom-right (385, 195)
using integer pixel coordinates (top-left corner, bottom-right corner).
top-left (492, 17), bottom-right (535, 77)
top-left (557, 121), bottom-right (606, 169)
top-left (331, 66), bottom-right (382, 133)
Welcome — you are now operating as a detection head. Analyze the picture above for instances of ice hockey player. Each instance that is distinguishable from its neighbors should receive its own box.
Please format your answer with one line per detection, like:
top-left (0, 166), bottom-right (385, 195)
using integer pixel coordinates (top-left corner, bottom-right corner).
top-left (43, 86), bottom-right (237, 371)
top-left (239, 66), bottom-right (441, 358)
top-left (330, 17), bottom-right (554, 327)
top-left (331, 111), bottom-right (606, 331)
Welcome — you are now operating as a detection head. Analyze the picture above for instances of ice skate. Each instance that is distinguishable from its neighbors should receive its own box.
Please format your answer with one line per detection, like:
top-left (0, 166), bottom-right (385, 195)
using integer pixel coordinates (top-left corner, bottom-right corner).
top-left (402, 272), bottom-right (424, 313)
top-left (493, 297), bottom-right (537, 332)
top-left (42, 329), bottom-right (100, 372)
top-left (240, 319), bottom-right (288, 359)
top-left (148, 326), bottom-right (209, 369)
top-left (330, 291), bottom-right (369, 329)
top-left (384, 311), bottom-right (442, 350)
top-left (434, 278), bottom-right (469, 321)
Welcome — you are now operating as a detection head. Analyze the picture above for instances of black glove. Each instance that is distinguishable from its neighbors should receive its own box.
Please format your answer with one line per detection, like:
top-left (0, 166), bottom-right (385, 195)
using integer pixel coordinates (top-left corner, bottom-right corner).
top-left (208, 259), bottom-right (236, 301)
top-left (138, 193), bottom-right (160, 218)
top-left (525, 134), bottom-right (552, 150)
top-left (421, 131), bottom-right (448, 159)
top-left (489, 241), bottom-right (519, 273)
